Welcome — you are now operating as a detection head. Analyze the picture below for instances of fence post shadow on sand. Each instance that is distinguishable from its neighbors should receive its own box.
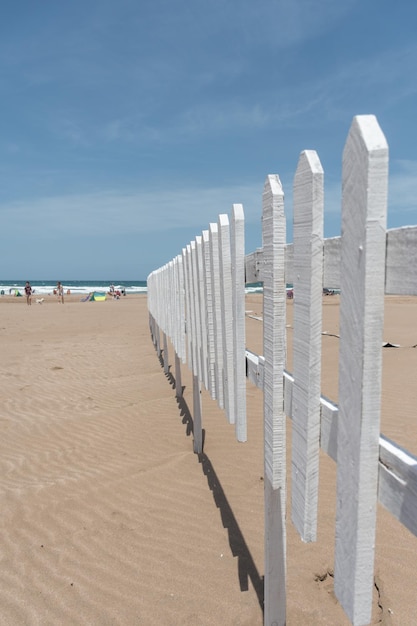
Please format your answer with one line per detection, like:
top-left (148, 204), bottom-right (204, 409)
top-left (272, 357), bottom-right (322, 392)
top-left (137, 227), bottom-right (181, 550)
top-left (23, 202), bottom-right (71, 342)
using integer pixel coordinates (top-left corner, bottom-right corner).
top-left (147, 114), bottom-right (417, 626)
top-left (151, 336), bottom-right (265, 612)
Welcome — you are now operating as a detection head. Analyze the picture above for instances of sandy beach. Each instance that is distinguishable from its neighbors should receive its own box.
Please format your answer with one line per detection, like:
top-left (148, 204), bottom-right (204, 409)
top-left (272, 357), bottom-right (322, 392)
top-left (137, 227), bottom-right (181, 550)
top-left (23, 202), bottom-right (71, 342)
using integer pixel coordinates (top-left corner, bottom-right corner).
top-left (1, 293), bottom-right (416, 625)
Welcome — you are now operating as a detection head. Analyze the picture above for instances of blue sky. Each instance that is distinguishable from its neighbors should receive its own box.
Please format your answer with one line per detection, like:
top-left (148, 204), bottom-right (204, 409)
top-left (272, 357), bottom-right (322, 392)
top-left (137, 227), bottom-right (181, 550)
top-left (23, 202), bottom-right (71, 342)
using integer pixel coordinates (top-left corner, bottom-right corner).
top-left (1, 0), bottom-right (417, 280)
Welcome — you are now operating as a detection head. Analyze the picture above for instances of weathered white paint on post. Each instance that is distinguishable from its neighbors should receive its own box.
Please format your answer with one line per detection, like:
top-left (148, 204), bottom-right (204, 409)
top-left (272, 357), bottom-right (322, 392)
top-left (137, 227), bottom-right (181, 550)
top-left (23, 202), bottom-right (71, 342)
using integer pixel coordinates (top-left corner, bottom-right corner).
top-left (291, 150), bottom-right (324, 542)
top-left (170, 256), bottom-right (183, 395)
top-left (162, 266), bottom-right (169, 339)
top-left (171, 257), bottom-right (179, 361)
top-left (203, 229), bottom-right (216, 399)
top-left (152, 314), bottom-right (157, 347)
top-left (175, 352), bottom-right (183, 398)
top-left (171, 260), bottom-right (176, 348)
top-left (153, 315), bottom-right (158, 349)
top-left (191, 239), bottom-right (203, 382)
top-left (262, 175), bottom-right (287, 626)
top-left (334, 115), bottom-right (388, 626)
top-left (176, 254), bottom-right (187, 364)
top-left (189, 241), bottom-right (200, 379)
top-left (165, 261), bottom-right (173, 355)
top-left (190, 240), bottom-right (204, 454)
top-left (196, 235), bottom-right (209, 390)
top-left (163, 332), bottom-right (169, 374)
top-left (148, 312), bottom-right (155, 346)
top-left (193, 372), bottom-right (203, 454)
top-left (231, 204), bottom-right (247, 442)
top-left (218, 213), bottom-right (235, 424)
top-left (183, 245), bottom-right (194, 373)
top-left (156, 323), bottom-right (161, 358)
top-left (209, 222), bottom-right (224, 408)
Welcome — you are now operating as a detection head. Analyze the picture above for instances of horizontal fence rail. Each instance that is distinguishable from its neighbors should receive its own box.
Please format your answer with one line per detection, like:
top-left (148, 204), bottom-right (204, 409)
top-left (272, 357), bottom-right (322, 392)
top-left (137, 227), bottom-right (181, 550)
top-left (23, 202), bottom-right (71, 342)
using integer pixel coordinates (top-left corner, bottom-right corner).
top-left (245, 350), bottom-right (417, 540)
top-left (147, 114), bottom-right (417, 626)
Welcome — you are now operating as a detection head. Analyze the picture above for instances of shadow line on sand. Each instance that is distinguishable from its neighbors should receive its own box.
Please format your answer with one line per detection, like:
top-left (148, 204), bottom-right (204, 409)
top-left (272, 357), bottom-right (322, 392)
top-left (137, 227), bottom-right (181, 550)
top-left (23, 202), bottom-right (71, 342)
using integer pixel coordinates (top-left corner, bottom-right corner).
top-left (197, 451), bottom-right (264, 611)
top-left (170, 374), bottom-right (264, 612)
top-left (155, 343), bottom-right (264, 612)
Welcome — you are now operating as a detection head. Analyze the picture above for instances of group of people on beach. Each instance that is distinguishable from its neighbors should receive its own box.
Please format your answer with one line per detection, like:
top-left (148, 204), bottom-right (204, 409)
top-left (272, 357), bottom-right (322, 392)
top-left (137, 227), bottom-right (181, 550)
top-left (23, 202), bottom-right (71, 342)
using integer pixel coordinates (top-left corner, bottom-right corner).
top-left (108, 283), bottom-right (126, 299)
top-left (24, 281), bottom-right (65, 305)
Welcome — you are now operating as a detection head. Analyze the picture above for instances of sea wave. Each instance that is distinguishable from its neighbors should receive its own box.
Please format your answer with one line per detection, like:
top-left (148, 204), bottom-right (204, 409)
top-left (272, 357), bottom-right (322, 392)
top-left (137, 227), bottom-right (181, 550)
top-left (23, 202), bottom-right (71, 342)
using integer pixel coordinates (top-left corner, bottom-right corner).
top-left (0, 281), bottom-right (147, 296)
top-left (0, 280), bottom-right (294, 297)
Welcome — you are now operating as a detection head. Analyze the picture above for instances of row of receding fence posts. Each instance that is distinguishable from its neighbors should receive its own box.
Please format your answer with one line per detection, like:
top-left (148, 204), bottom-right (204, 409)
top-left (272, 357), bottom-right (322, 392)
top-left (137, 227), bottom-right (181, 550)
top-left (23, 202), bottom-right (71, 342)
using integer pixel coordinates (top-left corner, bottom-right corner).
top-left (148, 204), bottom-right (247, 450)
top-left (147, 115), bottom-right (417, 626)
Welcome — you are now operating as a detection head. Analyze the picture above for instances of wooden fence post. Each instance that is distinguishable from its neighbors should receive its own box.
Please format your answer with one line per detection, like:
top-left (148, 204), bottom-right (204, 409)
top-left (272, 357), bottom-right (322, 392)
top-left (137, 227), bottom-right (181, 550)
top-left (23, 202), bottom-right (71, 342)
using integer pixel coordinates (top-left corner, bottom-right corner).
top-left (191, 240), bottom-right (203, 383)
top-left (175, 353), bottom-right (182, 399)
top-left (209, 222), bottom-right (224, 409)
top-left (182, 247), bottom-right (192, 372)
top-left (163, 332), bottom-right (169, 374)
top-left (190, 240), bottom-right (203, 454)
top-left (334, 115), bottom-right (388, 625)
top-left (196, 235), bottom-right (209, 390)
top-left (218, 213), bottom-right (235, 424)
top-left (291, 150), bottom-right (324, 542)
top-left (262, 174), bottom-right (287, 626)
top-left (231, 203), bottom-right (247, 442)
top-left (203, 229), bottom-right (216, 400)
top-left (156, 324), bottom-right (161, 358)
top-left (174, 254), bottom-right (184, 398)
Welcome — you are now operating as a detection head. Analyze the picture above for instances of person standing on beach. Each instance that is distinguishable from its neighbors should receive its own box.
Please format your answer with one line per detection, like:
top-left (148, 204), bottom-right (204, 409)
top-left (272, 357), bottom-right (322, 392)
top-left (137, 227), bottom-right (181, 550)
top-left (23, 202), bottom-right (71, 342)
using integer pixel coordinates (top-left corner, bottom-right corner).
top-left (24, 281), bottom-right (33, 306)
top-left (57, 281), bottom-right (64, 304)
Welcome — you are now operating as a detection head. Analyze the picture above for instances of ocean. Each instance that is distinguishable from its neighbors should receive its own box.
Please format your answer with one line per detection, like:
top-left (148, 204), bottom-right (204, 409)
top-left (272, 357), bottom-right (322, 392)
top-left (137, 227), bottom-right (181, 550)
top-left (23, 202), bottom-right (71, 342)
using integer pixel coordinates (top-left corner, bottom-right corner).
top-left (0, 280), bottom-right (147, 296)
top-left (0, 280), bottom-right (280, 297)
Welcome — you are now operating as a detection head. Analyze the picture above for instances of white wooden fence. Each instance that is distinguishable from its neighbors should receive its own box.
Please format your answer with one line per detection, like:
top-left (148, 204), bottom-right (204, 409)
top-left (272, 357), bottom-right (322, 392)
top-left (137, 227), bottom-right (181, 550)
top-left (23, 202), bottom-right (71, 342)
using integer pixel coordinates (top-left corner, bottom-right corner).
top-left (147, 115), bottom-right (417, 626)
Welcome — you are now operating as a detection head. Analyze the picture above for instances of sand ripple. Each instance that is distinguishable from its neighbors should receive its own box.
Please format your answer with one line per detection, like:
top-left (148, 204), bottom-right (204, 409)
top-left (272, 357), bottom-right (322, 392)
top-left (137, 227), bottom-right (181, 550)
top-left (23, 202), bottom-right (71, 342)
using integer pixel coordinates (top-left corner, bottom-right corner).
top-left (1, 297), bottom-right (416, 624)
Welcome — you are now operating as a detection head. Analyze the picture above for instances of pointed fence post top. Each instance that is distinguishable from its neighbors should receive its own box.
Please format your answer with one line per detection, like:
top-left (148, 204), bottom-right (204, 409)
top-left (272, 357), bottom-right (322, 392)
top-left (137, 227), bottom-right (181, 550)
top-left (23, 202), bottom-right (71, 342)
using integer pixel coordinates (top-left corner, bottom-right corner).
top-left (218, 213), bottom-right (229, 228)
top-left (296, 149), bottom-right (324, 175)
top-left (263, 173), bottom-right (284, 198)
top-left (232, 203), bottom-right (244, 222)
top-left (345, 115), bottom-right (388, 158)
top-left (342, 115), bottom-right (389, 234)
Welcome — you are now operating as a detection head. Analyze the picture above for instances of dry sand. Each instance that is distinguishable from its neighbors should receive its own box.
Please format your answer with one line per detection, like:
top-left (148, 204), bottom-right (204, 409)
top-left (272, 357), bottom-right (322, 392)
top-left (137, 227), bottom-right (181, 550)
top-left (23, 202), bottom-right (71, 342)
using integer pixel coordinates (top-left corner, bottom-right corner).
top-left (0, 293), bottom-right (416, 625)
